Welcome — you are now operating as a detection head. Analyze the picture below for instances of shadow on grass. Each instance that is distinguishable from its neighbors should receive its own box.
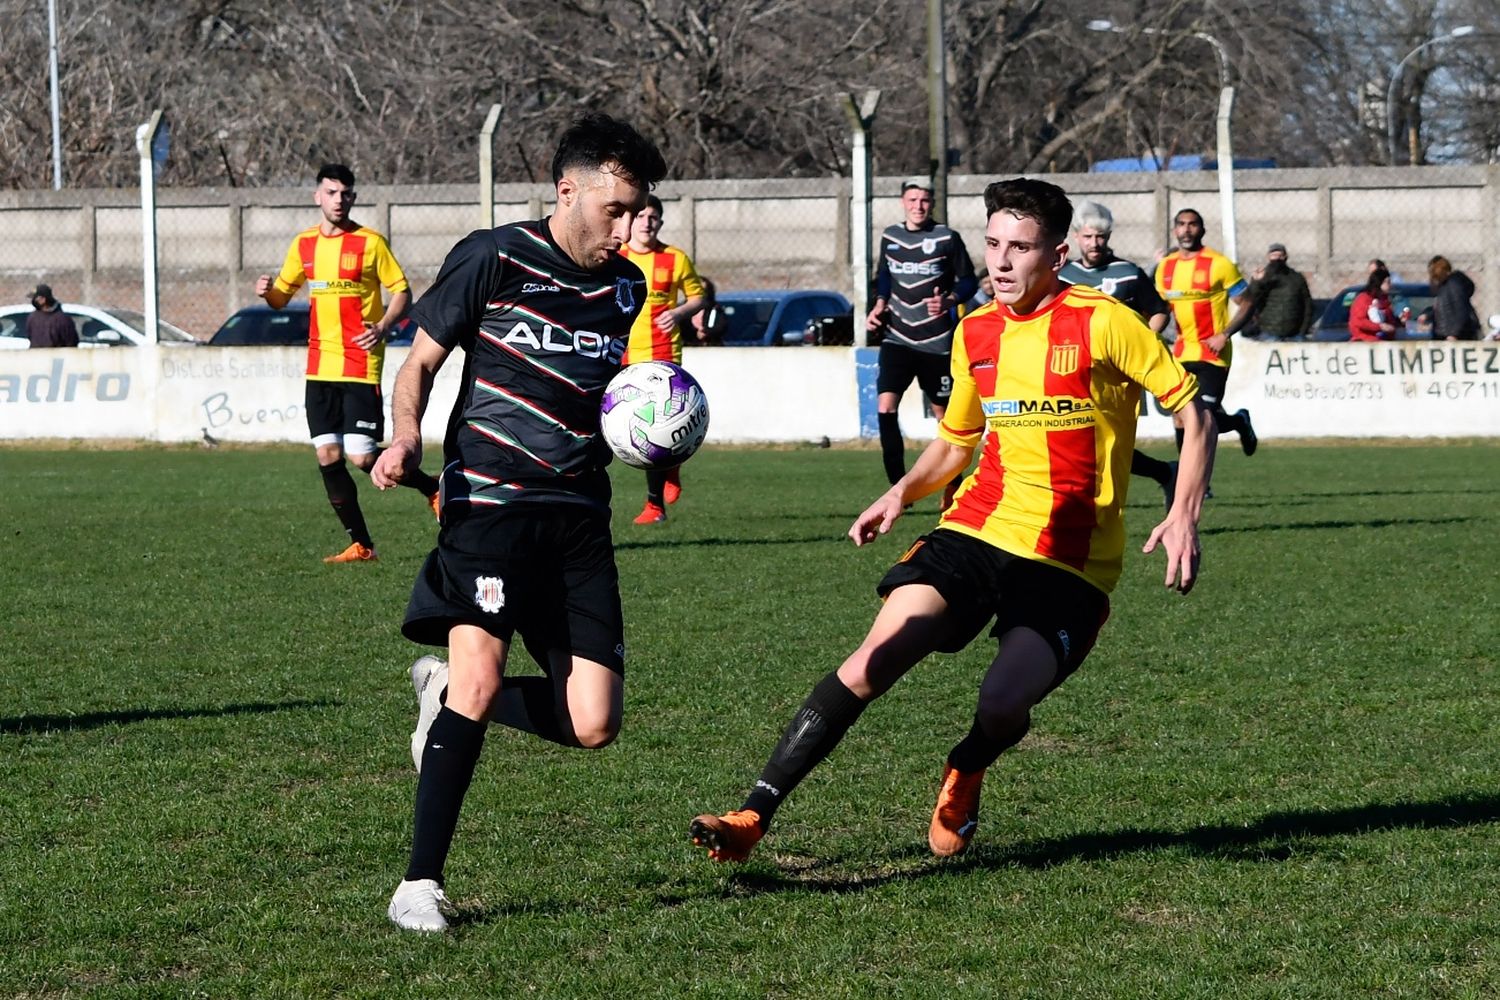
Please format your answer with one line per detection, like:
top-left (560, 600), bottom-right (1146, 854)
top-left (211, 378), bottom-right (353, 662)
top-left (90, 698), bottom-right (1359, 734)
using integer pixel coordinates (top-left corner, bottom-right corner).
top-left (709, 791), bottom-right (1500, 897)
top-left (1200, 514), bottom-right (1477, 536)
top-left (0, 698), bottom-right (337, 735)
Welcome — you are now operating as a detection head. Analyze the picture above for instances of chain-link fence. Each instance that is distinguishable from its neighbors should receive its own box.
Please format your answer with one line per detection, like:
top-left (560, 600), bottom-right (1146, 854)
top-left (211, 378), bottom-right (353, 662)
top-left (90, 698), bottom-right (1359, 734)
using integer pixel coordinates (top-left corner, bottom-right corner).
top-left (0, 162), bottom-right (1495, 341)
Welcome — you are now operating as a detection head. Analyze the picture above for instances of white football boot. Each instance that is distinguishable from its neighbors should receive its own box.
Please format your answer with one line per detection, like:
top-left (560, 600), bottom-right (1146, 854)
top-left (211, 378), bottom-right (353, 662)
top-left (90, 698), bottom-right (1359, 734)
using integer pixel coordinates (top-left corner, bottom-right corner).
top-left (409, 655), bottom-right (448, 773)
top-left (388, 878), bottom-right (450, 933)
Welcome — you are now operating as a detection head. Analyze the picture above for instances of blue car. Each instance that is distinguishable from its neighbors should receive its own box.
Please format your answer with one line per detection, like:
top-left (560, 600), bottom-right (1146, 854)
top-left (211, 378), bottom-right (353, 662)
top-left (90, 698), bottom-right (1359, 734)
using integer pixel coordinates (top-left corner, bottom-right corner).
top-left (1310, 282), bottom-right (1436, 342)
top-left (716, 290), bottom-right (853, 346)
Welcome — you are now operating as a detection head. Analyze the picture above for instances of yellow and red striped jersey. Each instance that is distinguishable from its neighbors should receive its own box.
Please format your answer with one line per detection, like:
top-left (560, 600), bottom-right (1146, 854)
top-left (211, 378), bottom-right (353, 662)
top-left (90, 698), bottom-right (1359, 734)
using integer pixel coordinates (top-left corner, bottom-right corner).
top-left (273, 226), bottom-right (409, 384)
top-left (937, 285), bottom-right (1199, 594)
top-left (1153, 247), bottom-right (1247, 367)
top-left (618, 243), bottom-right (704, 364)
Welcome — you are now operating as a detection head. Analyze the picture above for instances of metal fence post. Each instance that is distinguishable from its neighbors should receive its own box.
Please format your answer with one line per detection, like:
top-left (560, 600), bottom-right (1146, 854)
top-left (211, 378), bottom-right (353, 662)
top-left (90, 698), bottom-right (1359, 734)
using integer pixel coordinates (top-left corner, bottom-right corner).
top-left (135, 109), bottom-right (163, 343)
top-left (479, 104), bottom-right (503, 229)
top-left (843, 89), bottom-right (880, 347)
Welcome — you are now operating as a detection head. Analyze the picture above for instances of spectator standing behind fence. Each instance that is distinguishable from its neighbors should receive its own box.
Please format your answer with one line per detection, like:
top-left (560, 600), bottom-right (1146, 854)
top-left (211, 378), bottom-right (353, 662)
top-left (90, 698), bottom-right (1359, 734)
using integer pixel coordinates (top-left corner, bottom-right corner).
top-left (618, 194), bottom-right (705, 524)
top-left (1428, 255), bottom-right (1480, 341)
top-left (1348, 267), bottom-right (1399, 342)
top-left (1154, 208), bottom-right (1258, 471)
top-left (1059, 201), bottom-right (1179, 510)
top-left (691, 277), bottom-right (729, 346)
top-left (1248, 243), bottom-right (1313, 340)
top-left (256, 162), bottom-right (441, 564)
top-left (25, 284), bottom-right (77, 348)
top-left (865, 177), bottom-right (977, 490)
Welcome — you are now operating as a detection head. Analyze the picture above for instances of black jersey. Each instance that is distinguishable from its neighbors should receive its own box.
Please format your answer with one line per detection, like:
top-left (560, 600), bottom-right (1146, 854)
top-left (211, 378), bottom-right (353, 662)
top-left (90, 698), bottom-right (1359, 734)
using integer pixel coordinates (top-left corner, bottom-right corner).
top-left (1059, 255), bottom-right (1167, 323)
top-left (873, 220), bottom-right (974, 355)
top-left (409, 220), bottom-right (647, 511)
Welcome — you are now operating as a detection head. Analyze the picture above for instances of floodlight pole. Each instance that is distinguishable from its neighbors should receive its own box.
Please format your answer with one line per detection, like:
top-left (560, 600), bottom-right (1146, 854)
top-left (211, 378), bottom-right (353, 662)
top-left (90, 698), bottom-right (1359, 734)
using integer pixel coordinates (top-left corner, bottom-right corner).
top-left (927, 0), bottom-right (948, 222)
top-left (479, 103), bottom-right (503, 229)
top-left (843, 89), bottom-right (881, 348)
top-left (1198, 32), bottom-right (1237, 262)
top-left (1087, 21), bottom-right (1236, 260)
top-left (1386, 27), bottom-right (1476, 165)
top-left (47, 0), bottom-right (62, 189)
top-left (136, 109), bottom-right (163, 344)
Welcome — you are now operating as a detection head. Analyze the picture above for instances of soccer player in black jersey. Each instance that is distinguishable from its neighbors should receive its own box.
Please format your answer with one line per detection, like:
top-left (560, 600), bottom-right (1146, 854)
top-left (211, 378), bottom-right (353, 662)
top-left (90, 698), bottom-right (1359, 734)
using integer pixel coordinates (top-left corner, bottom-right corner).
top-left (1059, 200), bottom-right (1180, 509)
top-left (865, 177), bottom-right (977, 488)
top-left (372, 113), bottom-right (666, 933)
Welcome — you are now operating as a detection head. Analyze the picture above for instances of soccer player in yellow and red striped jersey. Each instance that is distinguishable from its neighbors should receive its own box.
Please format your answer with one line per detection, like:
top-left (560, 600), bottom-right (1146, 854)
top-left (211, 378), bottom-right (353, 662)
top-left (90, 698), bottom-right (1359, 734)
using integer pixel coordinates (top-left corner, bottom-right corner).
top-left (255, 163), bottom-right (440, 563)
top-left (690, 179), bottom-right (1216, 865)
top-left (617, 195), bottom-right (704, 523)
top-left (1154, 208), bottom-right (1258, 464)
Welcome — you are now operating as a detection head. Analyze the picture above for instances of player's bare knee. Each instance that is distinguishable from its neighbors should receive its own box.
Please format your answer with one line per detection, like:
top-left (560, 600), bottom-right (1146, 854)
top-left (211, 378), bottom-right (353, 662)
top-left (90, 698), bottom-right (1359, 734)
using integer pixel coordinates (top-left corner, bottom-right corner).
top-left (572, 717), bottom-right (620, 750)
top-left (348, 451), bottom-right (376, 472)
top-left (445, 674), bottom-right (502, 719)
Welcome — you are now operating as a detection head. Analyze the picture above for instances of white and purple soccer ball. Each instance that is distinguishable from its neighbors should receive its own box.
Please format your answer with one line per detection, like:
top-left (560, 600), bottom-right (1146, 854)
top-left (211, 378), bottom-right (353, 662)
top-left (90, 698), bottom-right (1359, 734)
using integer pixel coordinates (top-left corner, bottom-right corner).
top-left (600, 361), bottom-right (710, 470)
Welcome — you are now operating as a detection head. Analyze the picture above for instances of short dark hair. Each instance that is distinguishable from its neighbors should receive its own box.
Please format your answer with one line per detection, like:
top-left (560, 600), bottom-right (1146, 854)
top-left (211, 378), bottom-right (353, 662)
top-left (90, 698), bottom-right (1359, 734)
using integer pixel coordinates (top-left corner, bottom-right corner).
top-left (317, 163), bottom-right (356, 187)
top-left (551, 113), bottom-right (667, 189)
top-left (1174, 207), bottom-right (1204, 226)
top-left (644, 194), bottom-right (664, 215)
top-left (982, 178), bottom-right (1072, 243)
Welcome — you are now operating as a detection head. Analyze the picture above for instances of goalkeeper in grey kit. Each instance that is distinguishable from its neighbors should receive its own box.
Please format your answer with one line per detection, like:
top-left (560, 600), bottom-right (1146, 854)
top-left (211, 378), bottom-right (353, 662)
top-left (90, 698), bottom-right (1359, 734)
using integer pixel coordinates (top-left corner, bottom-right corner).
top-left (371, 111), bottom-right (666, 933)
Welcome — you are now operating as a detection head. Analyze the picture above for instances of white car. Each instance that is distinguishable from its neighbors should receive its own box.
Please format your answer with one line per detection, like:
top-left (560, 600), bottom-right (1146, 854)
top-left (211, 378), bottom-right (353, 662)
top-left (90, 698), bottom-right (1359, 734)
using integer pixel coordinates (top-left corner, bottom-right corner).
top-left (0, 303), bottom-right (198, 348)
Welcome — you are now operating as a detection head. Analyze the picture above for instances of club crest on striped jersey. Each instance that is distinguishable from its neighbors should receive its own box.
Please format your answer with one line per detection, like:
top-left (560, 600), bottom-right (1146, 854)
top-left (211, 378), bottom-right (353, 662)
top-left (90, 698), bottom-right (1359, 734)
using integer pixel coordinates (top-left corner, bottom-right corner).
top-left (474, 575), bottom-right (506, 614)
top-left (615, 278), bottom-right (637, 314)
top-left (1049, 343), bottom-right (1080, 376)
top-left (340, 252), bottom-right (360, 272)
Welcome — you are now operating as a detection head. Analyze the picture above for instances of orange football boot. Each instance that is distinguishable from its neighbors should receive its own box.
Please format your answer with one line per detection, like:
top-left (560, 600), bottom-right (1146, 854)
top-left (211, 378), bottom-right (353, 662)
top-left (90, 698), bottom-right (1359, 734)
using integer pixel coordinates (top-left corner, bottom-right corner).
top-left (928, 764), bottom-right (984, 857)
top-left (689, 809), bottom-right (764, 862)
top-left (324, 542), bottom-right (378, 564)
top-left (633, 502), bottom-right (666, 525)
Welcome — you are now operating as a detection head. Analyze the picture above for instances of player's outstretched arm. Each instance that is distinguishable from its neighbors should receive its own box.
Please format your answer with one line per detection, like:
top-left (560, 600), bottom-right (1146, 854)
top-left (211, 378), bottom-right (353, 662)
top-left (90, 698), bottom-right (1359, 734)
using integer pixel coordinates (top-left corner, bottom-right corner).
top-left (1142, 398), bottom-right (1214, 593)
top-left (373, 330), bottom-right (450, 489)
top-left (849, 438), bottom-right (972, 546)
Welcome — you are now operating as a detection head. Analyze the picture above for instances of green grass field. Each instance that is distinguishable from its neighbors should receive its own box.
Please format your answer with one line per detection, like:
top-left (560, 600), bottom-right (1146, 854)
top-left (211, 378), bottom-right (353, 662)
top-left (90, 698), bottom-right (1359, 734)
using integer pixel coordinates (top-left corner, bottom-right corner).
top-left (2, 440), bottom-right (1498, 998)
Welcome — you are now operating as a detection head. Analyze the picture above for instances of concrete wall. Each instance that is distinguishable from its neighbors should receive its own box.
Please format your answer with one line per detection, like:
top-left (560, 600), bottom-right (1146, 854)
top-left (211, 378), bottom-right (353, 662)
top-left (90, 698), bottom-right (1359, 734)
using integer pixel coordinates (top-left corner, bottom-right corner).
top-left (1, 165), bottom-right (1496, 339)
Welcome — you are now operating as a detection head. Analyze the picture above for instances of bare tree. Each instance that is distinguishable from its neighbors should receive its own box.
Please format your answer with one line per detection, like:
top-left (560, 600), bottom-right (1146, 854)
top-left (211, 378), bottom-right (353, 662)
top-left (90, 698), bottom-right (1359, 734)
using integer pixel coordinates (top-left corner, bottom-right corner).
top-left (0, 0), bottom-right (1490, 189)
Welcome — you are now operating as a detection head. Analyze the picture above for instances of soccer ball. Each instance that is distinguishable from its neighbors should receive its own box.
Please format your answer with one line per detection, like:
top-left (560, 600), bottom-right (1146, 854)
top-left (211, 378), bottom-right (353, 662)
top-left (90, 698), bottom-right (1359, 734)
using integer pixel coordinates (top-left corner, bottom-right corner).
top-left (599, 361), bottom-right (710, 470)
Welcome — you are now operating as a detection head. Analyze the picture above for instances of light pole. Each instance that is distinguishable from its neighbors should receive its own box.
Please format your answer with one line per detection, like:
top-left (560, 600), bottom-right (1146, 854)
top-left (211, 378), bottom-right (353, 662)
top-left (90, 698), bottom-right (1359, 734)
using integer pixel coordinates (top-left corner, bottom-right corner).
top-left (1386, 25), bottom-right (1476, 166)
top-left (47, 0), bottom-right (62, 189)
top-left (1088, 20), bottom-right (1236, 260)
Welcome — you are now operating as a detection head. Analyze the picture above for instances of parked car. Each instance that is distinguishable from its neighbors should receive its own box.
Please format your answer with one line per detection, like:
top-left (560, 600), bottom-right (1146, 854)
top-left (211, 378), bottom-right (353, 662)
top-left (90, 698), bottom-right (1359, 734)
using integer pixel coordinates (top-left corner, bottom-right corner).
top-left (1310, 282), bottom-right (1435, 342)
top-left (0, 303), bottom-right (197, 348)
top-left (715, 290), bottom-right (853, 346)
top-left (207, 302), bottom-right (418, 346)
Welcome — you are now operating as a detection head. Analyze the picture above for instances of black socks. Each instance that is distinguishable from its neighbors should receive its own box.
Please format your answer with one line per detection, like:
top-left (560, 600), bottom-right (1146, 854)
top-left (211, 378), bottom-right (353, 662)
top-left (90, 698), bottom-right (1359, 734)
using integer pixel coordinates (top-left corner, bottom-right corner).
top-left (405, 707), bottom-right (487, 883)
top-left (645, 469), bottom-right (667, 508)
top-left (742, 672), bottom-right (868, 826)
top-left (946, 712), bottom-right (1031, 774)
top-left (1130, 450), bottom-right (1173, 486)
top-left (878, 412), bottom-right (904, 485)
top-left (319, 459), bottom-right (372, 547)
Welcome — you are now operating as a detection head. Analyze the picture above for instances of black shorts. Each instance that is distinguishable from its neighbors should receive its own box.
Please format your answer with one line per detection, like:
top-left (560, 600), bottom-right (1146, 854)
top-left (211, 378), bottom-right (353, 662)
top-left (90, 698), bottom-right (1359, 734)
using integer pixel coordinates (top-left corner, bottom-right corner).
top-left (305, 380), bottom-right (385, 441)
top-left (402, 503), bottom-right (625, 674)
top-left (876, 528), bottom-right (1110, 685)
top-left (1182, 362), bottom-right (1227, 411)
top-left (877, 342), bottom-right (953, 405)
